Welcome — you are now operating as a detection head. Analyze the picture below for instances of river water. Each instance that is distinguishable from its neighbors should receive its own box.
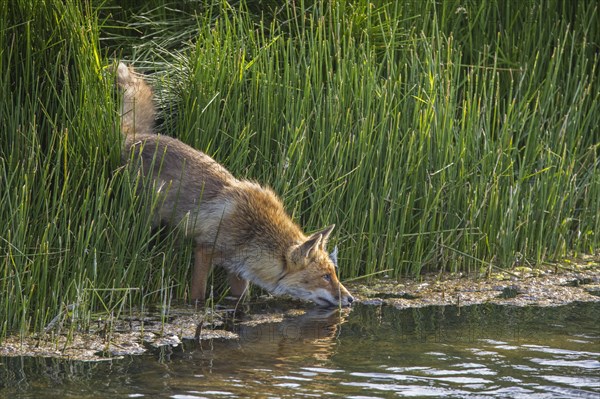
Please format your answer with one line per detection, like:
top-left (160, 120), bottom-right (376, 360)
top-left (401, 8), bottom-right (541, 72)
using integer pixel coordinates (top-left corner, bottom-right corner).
top-left (1, 302), bottom-right (599, 398)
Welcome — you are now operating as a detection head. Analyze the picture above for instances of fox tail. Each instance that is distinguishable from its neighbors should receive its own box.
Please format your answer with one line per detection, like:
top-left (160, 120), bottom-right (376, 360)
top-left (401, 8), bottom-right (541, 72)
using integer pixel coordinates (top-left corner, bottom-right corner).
top-left (116, 62), bottom-right (156, 136)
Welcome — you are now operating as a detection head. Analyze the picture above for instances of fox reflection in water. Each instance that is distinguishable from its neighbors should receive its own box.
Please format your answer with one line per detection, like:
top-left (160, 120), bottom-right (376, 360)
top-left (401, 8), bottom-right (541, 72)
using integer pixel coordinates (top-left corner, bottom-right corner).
top-left (182, 307), bottom-right (351, 367)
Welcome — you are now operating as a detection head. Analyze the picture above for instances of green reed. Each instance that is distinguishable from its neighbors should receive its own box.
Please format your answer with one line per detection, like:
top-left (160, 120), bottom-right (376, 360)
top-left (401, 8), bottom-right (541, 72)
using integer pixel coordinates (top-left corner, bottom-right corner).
top-left (1, 0), bottom-right (598, 336)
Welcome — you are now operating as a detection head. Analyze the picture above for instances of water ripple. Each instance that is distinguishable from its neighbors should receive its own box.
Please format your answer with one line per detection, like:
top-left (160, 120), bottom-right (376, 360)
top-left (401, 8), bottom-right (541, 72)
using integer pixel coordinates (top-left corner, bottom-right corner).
top-left (540, 375), bottom-right (600, 388)
top-left (529, 358), bottom-right (600, 369)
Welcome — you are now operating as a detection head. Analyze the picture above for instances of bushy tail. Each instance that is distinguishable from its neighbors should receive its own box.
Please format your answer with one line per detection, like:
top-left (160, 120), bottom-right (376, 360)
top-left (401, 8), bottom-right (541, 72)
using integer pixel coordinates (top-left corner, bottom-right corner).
top-left (116, 62), bottom-right (156, 136)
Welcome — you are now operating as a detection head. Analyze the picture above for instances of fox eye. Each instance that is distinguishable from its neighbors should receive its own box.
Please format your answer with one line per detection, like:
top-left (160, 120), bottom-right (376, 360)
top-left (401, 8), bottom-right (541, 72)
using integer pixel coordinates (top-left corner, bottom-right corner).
top-left (323, 273), bottom-right (332, 282)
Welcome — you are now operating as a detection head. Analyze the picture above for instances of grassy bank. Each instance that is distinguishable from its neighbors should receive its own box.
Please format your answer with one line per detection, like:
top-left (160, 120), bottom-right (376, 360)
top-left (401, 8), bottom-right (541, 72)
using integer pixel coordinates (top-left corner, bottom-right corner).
top-left (1, 0), bottom-right (598, 335)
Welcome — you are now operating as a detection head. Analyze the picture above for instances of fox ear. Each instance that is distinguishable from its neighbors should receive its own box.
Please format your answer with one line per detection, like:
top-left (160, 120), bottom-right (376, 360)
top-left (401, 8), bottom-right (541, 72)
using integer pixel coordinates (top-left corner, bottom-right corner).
top-left (329, 245), bottom-right (338, 268)
top-left (314, 224), bottom-right (335, 249)
top-left (289, 225), bottom-right (335, 265)
top-left (300, 233), bottom-right (323, 257)
top-left (292, 234), bottom-right (322, 263)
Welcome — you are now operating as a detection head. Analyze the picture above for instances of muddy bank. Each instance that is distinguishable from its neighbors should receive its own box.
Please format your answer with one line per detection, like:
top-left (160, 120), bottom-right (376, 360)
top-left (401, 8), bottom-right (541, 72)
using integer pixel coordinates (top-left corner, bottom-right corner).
top-left (1, 256), bottom-right (598, 361)
top-left (0, 301), bottom-right (312, 361)
top-left (350, 254), bottom-right (600, 308)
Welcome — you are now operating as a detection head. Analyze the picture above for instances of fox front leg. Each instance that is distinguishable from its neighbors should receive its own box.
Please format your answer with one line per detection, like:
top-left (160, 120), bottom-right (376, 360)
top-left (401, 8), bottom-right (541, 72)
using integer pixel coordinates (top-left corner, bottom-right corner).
top-left (227, 272), bottom-right (249, 297)
top-left (191, 246), bottom-right (213, 303)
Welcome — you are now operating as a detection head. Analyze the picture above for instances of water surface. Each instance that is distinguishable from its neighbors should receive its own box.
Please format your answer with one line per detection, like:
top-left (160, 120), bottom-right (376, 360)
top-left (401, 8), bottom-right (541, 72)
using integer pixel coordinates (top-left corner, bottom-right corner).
top-left (1, 302), bottom-right (599, 398)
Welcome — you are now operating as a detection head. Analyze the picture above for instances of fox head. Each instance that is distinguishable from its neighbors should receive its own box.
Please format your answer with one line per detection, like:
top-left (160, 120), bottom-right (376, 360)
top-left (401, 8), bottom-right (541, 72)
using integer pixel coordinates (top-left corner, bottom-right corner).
top-left (279, 225), bottom-right (354, 307)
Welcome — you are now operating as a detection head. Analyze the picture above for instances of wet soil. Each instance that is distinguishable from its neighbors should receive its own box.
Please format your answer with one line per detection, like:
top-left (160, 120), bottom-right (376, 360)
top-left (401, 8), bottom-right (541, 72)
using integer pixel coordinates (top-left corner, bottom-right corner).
top-left (1, 255), bottom-right (598, 361)
top-left (351, 254), bottom-right (600, 308)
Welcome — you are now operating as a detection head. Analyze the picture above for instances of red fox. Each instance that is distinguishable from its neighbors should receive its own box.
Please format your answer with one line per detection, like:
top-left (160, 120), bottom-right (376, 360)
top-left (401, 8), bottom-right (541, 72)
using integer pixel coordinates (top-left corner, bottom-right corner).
top-left (116, 62), bottom-right (354, 307)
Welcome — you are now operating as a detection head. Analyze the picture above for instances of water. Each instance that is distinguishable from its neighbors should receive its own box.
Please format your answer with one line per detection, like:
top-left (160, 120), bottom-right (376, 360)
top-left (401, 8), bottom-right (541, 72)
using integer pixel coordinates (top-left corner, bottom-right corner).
top-left (1, 302), bottom-right (599, 398)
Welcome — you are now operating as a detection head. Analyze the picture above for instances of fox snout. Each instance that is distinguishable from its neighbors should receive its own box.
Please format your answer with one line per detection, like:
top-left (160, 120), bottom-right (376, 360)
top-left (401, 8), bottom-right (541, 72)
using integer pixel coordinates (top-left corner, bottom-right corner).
top-left (311, 244), bottom-right (354, 308)
top-left (276, 263), bottom-right (355, 308)
top-left (313, 283), bottom-right (355, 308)
top-left (281, 274), bottom-right (355, 308)
top-left (310, 265), bottom-right (354, 308)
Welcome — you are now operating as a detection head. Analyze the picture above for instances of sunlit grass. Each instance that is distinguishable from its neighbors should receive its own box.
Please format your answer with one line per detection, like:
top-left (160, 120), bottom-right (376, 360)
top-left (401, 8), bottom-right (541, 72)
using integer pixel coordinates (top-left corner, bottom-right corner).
top-left (1, 0), bottom-right (598, 336)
